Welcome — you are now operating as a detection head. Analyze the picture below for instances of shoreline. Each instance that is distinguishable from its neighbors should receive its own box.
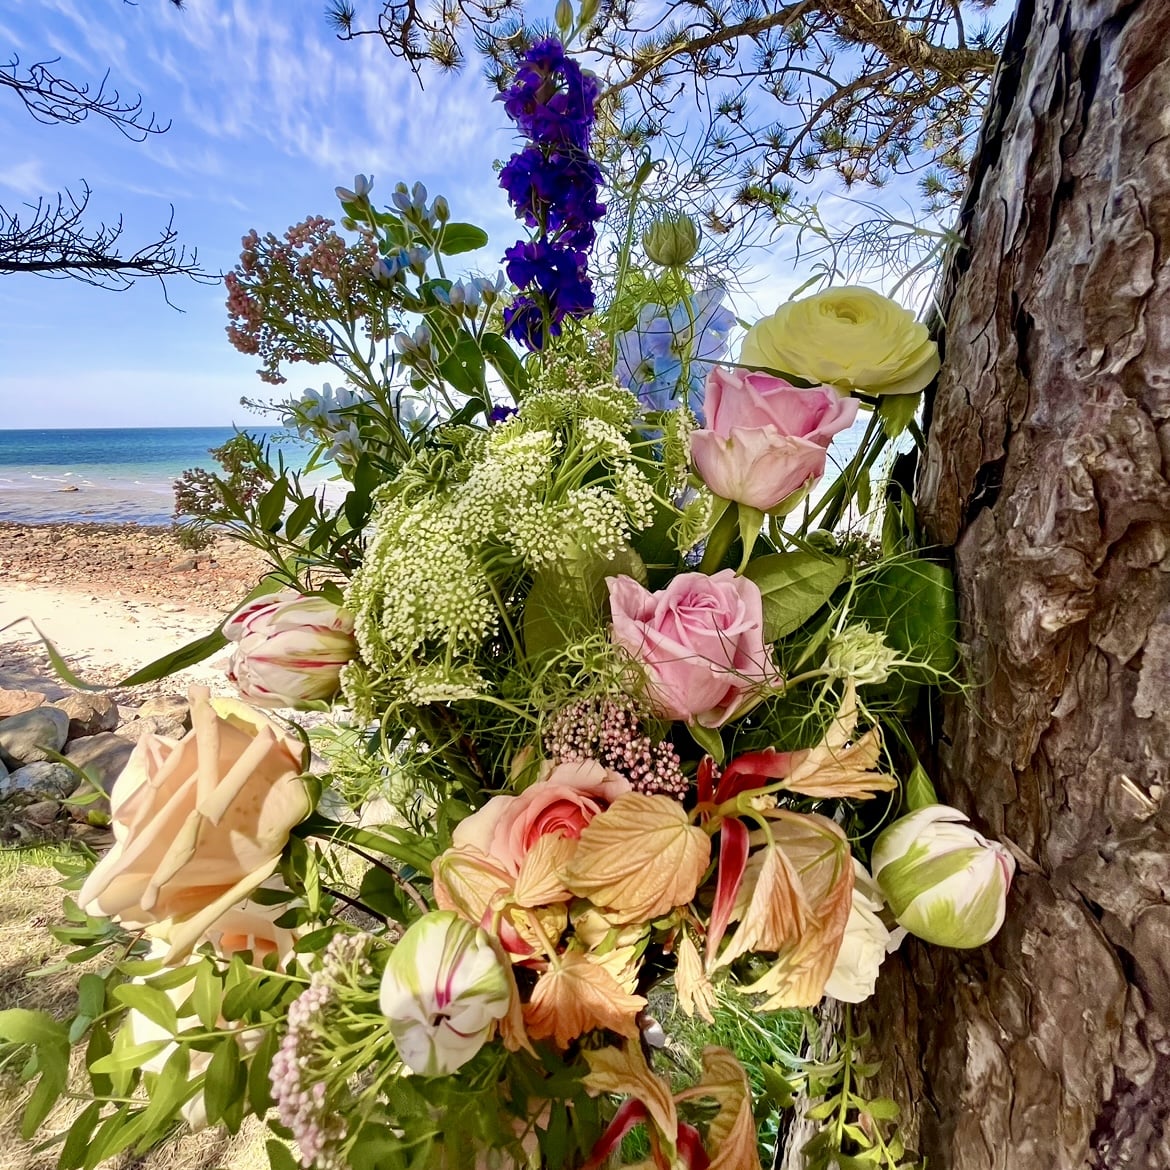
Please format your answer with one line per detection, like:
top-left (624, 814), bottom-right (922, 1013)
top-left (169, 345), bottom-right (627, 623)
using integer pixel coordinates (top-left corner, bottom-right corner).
top-left (0, 521), bottom-right (268, 700)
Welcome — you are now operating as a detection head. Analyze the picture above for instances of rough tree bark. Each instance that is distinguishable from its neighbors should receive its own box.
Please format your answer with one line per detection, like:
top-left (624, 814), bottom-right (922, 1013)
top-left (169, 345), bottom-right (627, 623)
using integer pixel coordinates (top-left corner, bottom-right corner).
top-left (860, 0), bottom-right (1170, 1166)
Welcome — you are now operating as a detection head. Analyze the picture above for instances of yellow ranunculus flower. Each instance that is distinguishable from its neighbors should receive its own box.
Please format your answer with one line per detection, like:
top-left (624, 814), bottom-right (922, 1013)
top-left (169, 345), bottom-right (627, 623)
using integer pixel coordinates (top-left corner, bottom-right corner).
top-left (740, 286), bottom-right (940, 396)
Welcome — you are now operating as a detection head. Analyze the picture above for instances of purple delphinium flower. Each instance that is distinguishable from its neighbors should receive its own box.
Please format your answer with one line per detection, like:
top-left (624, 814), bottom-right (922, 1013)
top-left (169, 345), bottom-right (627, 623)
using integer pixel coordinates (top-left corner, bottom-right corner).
top-left (615, 288), bottom-right (737, 419)
top-left (498, 38), bottom-right (605, 350)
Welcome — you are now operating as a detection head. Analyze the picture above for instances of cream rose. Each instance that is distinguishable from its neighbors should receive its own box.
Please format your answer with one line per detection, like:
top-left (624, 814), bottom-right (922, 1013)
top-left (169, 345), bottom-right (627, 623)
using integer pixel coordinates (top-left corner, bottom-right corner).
top-left (740, 287), bottom-right (940, 397)
top-left (78, 687), bottom-right (311, 962)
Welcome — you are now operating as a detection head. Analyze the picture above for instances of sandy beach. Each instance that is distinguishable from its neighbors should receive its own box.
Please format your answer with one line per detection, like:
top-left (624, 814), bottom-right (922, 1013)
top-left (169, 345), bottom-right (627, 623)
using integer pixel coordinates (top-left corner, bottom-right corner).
top-left (0, 521), bottom-right (269, 700)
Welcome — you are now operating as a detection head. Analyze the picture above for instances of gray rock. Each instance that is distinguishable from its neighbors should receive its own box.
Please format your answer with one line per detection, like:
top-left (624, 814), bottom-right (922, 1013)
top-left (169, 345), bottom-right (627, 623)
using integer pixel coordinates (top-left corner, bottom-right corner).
top-left (53, 691), bottom-right (120, 739)
top-left (0, 706), bottom-right (70, 768)
top-left (115, 714), bottom-right (187, 743)
top-left (0, 760), bottom-right (76, 800)
top-left (65, 732), bottom-right (135, 795)
top-left (138, 694), bottom-right (191, 728)
top-left (23, 800), bottom-right (61, 826)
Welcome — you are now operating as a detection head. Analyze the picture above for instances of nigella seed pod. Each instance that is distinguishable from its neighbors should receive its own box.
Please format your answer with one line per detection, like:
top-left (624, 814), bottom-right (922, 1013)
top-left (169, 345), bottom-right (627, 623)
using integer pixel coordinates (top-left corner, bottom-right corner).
top-left (642, 213), bottom-right (700, 267)
top-left (555, 0), bottom-right (574, 33)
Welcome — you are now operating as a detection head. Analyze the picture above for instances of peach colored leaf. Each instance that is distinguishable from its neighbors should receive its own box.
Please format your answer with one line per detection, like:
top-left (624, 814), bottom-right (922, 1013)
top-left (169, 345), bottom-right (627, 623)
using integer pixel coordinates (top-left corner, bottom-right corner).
top-left (742, 813), bottom-right (854, 1007)
top-left (583, 1044), bottom-right (678, 1159)
top-left (432, 847), bottom-right (512, 923)
top-left (523, 952), bottom-right (645, 1049)
top-left (712, 843), bottom-right (814, 970)
top-left (564, 793), bottom-right (711, 921)
top-left (513, 833), bottom-right (577, 907)
top-left (691, 1048), bottom-right (762, 1170)
top-left (675, 933), bottom-right (716, 1024)
top-left (781, 683), bottom-right (895, 799)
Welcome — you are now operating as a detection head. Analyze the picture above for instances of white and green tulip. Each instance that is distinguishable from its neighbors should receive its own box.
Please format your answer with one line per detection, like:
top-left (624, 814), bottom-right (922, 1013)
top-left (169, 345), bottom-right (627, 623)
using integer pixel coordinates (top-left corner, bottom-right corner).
top-left (871, 805), bottom-right (1015, 949)
top-left (379, 911), bottom-right (511, 1077)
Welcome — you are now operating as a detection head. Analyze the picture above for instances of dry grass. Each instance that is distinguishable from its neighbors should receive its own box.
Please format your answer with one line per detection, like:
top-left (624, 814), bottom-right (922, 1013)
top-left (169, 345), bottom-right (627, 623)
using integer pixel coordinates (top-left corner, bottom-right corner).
top-left (0, 849), bottom-right (272, 1170)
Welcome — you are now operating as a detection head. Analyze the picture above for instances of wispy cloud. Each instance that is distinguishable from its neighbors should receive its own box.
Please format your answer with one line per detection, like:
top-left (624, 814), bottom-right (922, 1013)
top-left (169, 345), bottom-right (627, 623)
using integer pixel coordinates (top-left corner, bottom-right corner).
top-left (0, 158), bottom-right (48, 196)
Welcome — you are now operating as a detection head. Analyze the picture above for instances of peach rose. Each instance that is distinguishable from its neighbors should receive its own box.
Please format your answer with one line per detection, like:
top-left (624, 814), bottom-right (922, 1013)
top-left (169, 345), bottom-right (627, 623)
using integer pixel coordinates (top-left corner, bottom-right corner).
top-left (78, 687), bottom-right (311, 962)
top-left (453, 760), bottom-right (631, 878)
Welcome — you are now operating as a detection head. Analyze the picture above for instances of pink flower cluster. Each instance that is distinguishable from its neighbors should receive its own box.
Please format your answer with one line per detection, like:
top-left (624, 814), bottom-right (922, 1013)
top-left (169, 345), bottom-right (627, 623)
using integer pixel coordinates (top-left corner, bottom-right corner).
top-left (543, 696), bottom-right (688, 799)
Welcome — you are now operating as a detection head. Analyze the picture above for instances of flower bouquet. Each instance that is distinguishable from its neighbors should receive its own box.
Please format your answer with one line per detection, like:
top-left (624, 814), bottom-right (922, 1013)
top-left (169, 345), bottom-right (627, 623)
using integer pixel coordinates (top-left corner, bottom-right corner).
top-left (3, 33), bottom-right (1015, 1170)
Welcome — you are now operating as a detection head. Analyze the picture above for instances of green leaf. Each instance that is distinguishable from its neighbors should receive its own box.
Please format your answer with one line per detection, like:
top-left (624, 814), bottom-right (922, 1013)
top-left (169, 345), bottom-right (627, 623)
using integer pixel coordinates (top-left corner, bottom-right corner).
top-left (202, 1038), bottom-right (243, 1127)
top-left (438, 336), bottom-right (487, 399)
top-left (77, 973), bottom-right (106, 1020)
top-left (89, 1040), bottom-right (171, 1075)
top-left (267, 1139), bottom-right (303, 1170)
top-left (687, 721), bottom-right (724, 765)
top-left (864, 1096), bottom-right (901, 1120)
top-left (257, 478), bottom-right (289, 531)
top-left (853, 560), bottom-right (957, 680)
top-left (283, 494), bottom-right (317, 542)
top-left (480, 332), bottom-right (527, 396)
top-left (189, 959), bottom-right (220, 1031)
top-left (743, 552), bottom-right (848, 641)
top-left (804, 1092), bottom-right (842, 1121)
top-left (359, 865), bottom-right (411, 922)
top-left (878, 391), bottom-right (922, 438)
top-left (437, 222), bottom-right (488, 255)
top-left (905, 763), bottom-right (939, 811)
top-left (0, 1008), bottom-right (70, 1050)
top-left (112, 984), bottom-right (178, 1034)
top-left (58, 1101), bottom-right (102, 1170)
top-left (247, 1027), bottom-right (279, 1114)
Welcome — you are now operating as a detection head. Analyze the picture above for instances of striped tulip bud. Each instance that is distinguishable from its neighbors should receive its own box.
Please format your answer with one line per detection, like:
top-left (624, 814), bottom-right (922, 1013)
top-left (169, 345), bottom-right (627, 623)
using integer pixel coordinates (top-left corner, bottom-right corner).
top-left (379, 911), bottom-right (511, 1076)
top-left (871, 805), bottom-right (1014, 949)
top-left (224, 592), bottom-right (356, 708)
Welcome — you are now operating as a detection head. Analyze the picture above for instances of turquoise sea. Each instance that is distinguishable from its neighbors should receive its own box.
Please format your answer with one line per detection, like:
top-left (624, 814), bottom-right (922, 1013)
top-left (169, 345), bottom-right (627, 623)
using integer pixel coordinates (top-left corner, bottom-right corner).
top-left (0, 427), bottom-right (298, 526)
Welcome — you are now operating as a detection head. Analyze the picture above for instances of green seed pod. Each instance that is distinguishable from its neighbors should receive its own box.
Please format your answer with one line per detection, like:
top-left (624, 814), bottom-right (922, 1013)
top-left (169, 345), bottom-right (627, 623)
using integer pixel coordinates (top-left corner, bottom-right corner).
top-left (642, 213), bottom-right (700, 268)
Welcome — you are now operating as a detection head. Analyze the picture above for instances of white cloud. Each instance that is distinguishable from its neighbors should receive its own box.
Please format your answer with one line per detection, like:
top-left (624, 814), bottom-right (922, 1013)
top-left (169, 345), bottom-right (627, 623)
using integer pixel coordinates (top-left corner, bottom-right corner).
top-left (0, 158), bottom-right (48, 195)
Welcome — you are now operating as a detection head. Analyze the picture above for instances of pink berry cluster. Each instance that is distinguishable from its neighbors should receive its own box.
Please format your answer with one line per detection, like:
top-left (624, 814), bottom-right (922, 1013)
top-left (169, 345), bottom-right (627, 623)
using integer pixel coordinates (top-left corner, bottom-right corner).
top-left (544, 696), bottom-right (689, 798)
top-left (269, 935), bottom-right (371, 1169)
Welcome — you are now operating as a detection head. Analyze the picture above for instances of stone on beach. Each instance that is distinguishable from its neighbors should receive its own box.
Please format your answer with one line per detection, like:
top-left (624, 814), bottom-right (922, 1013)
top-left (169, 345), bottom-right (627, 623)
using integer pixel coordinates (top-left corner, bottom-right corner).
top-left (53, 691), bottom-right (120, 739)
top-left (0, 687), bottom-right (47, 718)
top-left (0, 706), bottom-right (70, 767)
top-left (65, 732), bottom-right (134, 795)
top-left (0, 760), bottom-right (76, 801)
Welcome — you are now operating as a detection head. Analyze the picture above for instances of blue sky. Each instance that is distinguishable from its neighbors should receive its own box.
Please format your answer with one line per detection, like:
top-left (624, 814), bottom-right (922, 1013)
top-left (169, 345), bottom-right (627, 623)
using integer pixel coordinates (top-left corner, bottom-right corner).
top-left (1, 0), bottom-right (524, 427)
top-left (1, 0), bottom-right (985, 429)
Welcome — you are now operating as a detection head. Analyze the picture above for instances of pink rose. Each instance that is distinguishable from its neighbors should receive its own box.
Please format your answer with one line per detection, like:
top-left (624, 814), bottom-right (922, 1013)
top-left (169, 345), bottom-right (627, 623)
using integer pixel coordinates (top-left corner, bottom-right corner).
top-left (453, 760), bottom-right (631, 877)
top-left (691, 367), bottom-right (859, 511)
top-left (607, 570), bottom-right (777, 727)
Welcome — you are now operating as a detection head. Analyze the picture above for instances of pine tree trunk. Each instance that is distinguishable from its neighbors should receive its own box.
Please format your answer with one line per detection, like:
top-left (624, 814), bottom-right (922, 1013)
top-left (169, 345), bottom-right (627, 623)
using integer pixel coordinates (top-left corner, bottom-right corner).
top-left (860, 0), bottom-right (1170, 1165)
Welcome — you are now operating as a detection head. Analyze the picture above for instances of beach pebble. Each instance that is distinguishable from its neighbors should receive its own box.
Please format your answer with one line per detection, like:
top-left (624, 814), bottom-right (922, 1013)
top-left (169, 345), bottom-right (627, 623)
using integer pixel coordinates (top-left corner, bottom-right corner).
top-left (0, 760), bottom-right (76, 801)
top-left (65, 733), bottom-right (134, 794)
top-left (0, 688), bottom-right (48, 718)
top-left (0, 707), bottom-right (71, 767)
top-left (116, 714), bottom-right (187, 743)
top-left (138, 694), bottom-right (191, 725)
top-left (23, 800), bottom-right (62, 826)
top-left (53, 691), bottom-right (120, 739)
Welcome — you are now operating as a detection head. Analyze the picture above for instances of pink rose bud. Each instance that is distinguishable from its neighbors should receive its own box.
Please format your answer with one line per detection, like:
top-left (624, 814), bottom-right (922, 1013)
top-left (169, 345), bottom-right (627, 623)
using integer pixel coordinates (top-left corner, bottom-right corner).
top-left (224, 592), bottom-right (357, 708)
top-left (606, 570), bottom-right (778, 727)
top-left (690, 367), bottom-right (859, 512)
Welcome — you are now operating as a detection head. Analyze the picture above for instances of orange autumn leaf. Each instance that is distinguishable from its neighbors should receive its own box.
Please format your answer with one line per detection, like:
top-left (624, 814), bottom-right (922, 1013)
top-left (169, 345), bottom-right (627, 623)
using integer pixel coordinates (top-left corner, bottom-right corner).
top-left (742, 812), bottom-right (854, 1007)
top-left (675, 932), bottom-right (716, 1024)
top-left (583, 1044), bottom-right (679, 1158)
top-left (681, 1048), bottom-right (762, 1170)
top-left (488, 936), bottom-right (535, 1057)
top-left (564, 793), bottom-right (710, 921)
top-left (523, 952), bottom-right (646, 1048)
top-left (712, 843), bottom-right (814, 970)
top-left (781, 682), bottom-right (896, 799)
top-left (513, 832), bottom-right (577, 907)
top-left (432, 847), bottom-right (512, 923)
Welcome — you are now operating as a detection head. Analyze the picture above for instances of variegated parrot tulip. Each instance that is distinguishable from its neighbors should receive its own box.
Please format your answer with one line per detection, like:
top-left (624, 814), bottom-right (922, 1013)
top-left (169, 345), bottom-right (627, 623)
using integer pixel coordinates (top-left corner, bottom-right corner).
top-left (871, 805), bottom-right (1015, 949)
top-left (224, 592), bottom-right (356, 708)
top-left (379, 911), bottom-right (511, 1076)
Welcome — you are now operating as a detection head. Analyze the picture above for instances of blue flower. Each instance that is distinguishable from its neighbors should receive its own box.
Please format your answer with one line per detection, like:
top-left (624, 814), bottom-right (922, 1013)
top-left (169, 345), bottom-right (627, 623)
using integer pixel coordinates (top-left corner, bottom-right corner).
top-left (615, 289), bottom-right (736, 419)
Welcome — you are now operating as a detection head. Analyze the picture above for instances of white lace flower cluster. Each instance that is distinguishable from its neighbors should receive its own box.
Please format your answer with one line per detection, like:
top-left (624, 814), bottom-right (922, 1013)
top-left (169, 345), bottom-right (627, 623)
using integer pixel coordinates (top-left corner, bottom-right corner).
top-left (343, 385), bottom-right (656, 713)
